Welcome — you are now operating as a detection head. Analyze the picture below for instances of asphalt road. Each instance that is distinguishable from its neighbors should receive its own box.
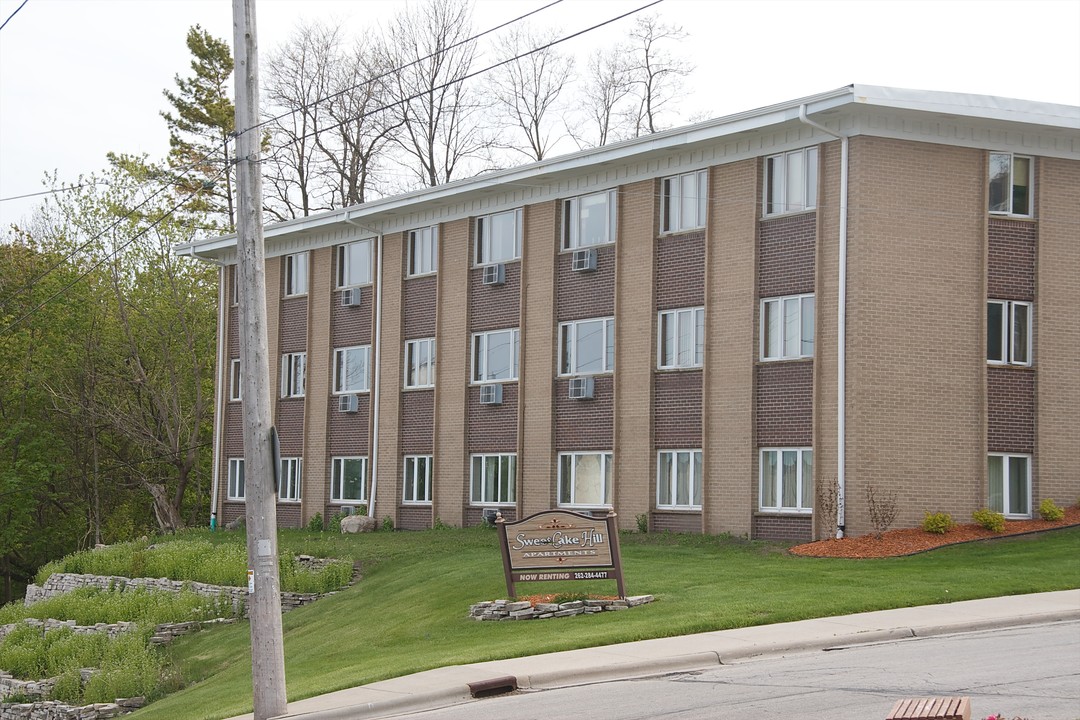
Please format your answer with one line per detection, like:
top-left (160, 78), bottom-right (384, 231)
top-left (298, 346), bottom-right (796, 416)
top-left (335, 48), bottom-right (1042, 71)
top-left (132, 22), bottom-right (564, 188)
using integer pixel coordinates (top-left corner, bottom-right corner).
top-left (401, 621), bottom-right (1080, 720)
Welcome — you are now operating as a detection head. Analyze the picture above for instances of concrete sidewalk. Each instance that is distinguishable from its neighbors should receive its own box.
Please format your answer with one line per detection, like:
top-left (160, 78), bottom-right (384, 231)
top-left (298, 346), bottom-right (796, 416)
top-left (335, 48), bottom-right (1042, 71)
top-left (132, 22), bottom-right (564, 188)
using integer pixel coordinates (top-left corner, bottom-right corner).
top-left (233, 589), bottom-right (1080, 720)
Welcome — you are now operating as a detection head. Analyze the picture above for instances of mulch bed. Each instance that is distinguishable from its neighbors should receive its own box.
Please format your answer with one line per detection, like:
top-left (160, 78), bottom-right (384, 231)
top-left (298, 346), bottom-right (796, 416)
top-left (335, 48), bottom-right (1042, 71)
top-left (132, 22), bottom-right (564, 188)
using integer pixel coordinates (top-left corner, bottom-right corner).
top-left (789, 505), bottom-right (1080, 558)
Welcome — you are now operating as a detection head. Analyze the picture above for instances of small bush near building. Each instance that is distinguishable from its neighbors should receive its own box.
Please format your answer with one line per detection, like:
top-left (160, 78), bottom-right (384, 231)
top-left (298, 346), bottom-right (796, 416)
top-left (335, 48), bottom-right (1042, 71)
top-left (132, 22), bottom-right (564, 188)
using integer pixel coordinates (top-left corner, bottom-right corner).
top-left (921, 512), bottom-right (955, 535)
top-left (1038, 498), bottom-right (1065, 522)
top-left (973, 508), bottom-right (1006, 532)
top-left (307, 512), bottom-right (324, 532)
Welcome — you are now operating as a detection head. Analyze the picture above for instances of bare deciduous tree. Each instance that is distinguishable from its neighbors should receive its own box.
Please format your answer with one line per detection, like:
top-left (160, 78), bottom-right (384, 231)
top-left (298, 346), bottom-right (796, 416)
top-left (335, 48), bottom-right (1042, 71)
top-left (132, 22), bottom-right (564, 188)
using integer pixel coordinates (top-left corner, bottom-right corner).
top-left (573, 46), bottom-right (634, 148)
top-left (622, 15), bottom-right (694, 137)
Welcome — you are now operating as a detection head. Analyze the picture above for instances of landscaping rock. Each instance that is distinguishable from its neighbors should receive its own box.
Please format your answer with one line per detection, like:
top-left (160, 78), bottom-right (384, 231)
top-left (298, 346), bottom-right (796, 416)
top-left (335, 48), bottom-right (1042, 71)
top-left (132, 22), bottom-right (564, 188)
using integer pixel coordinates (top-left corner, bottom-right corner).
top-left (340, 515), bottom-right (377, 533)
top-left (504, 601), bottom-right (531, 612)
top-left (467, 595), bottom-right (652, 622)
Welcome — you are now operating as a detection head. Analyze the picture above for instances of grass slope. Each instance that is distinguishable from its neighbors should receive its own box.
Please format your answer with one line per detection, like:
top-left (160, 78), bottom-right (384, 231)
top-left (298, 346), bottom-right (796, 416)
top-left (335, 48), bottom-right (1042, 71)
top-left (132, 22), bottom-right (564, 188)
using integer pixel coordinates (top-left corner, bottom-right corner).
top-left (134, 526), bottom-right (1080, 719)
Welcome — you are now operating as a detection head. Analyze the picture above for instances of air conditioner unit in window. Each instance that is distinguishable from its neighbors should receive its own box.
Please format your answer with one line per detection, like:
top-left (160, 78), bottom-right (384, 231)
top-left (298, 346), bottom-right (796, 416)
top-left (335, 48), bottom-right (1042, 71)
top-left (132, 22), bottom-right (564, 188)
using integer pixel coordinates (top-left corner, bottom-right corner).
top-left (341, 287), bottom-right (361, 307)
top-left (479, 383), bottom-right (503, 405)
top-left (482, 263), bottom-right (505, 286)
top-left (338, 394), bottom-right (359, 413)
top-left (571, 248), bottom-right (597, 272)
top-left (568, 376), bottom-right (594, 400)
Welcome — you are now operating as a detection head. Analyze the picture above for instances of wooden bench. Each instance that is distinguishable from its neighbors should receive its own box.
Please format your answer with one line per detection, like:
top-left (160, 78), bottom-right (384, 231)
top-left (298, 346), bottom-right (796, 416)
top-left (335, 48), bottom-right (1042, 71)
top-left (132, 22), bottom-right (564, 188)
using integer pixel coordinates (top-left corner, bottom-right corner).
top-left (886, 696), bottom-right (971, 720)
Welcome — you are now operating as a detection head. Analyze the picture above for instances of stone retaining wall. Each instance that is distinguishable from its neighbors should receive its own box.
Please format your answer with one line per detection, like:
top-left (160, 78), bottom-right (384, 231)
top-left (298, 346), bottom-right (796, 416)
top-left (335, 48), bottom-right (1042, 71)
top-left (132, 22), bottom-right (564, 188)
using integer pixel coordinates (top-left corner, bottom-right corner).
top-left (0, 697), bottom-right (144, 720)
top-left (0, 673), bottom-right (54, 702)
top-left (0, 619), bottom-right (137, 645)
top-left (469, 595), bottom-right (653, 621)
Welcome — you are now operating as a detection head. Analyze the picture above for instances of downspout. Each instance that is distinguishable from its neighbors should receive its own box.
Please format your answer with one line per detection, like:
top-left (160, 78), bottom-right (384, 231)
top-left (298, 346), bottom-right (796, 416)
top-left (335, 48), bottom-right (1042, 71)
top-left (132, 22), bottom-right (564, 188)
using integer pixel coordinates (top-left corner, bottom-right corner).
top-left (798, 104), bottom-right (849, 539)
top-left (344, 214), bottom-right (382, 520)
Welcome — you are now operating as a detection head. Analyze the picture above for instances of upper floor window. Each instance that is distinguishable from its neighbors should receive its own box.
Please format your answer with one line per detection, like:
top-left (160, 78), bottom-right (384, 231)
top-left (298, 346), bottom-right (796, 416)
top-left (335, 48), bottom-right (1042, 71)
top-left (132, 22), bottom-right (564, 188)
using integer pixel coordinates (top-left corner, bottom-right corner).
top-left (470, 454), bottom-right (516, 505)
top-left (331, 456), bottom-right (366, 503)
top-left (559, 317), bottom-right (615, 376)
top-left (558, 452), bottom-right (612, 508)
top-left (278, 457), bottom-right (302, 501)
top-left (988, 453), bottom-right (1030, 518)
top-left (563, 189), bottom-right (617, 249)
top-left (987, 300), bottom-right (1031, 366)
top-left (658, 307), bottom-right (704, 369)
top-left (403, 455), bottom-right (432, 504)
top-left (661, 171), bottom-right (708, 233)
top-left (280, 352), bottom-right (307, 398)
top-left (408, 226), bottom-right (438, 277)
top-left (475, 209), bottom-right (522, 265)
top-left (760, 448), bottom-right (813, 513)
top-left (227, 458), bottom-right (245, 500)
top-left (229, 358), bottom-right (242, 402)
top-left (761, 294), bottom-right (814, 361)
top-left (334, 345), bottom-right (371, 394)
top-left (284, 252), bottom-right (308, 296)
top-left (764, 147), bottom-right (818, 216)
top-left (472, 328), bottom-right (520, 383)
top-left (337, 239), bottom-right (373, 288)
top-left (657, 450), bottom-right (703, 510)
top-left (405, 338), bottom-right (436, 389)
top-left (231, 266), bottom-right (239, 306)
top-left (989, 153), bottom-right (1032, 217)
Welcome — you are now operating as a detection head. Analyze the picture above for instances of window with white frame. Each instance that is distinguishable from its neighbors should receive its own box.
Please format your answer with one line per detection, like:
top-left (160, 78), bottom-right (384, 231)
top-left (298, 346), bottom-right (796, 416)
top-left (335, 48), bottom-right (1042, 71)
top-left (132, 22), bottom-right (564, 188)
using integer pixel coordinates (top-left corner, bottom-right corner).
top-left (472, 329), bottom-right (520, 382)
top-left (558, 452), bottom-right (613, 508)
top-left (759, 448), bottom-right (813, 513)
top-left (470, 454), bottom-right (516, 505)
top-left (284, 252), bottom-right (308, 296)
top-left (761, 294), bottom-right (814, 361)
top-left (408, 226), bottom-right (438, 276)
top-left (764, 147), bottom-right (818, 216)
top-left (987, 300), bottom-right (1031, 366)
top-left (475, 209), bottom-right (522, 265)
top-left (657, 450), bottom-right (703, 509)
top-left (987, 454), bottom-right (1030, 518)
top-left (333, 345), bottom-right (370, 394)
top-left (563, 189), bottom-right (617, 249)
top-left (278, 457), bottom-right (302, 501)
top-left (231, 267), bottom-right (239, 306)
top-left (280, 352), bottom-right (306, 398)
top-left (331, 456), bottom-right (366, 503)
top-left (658, 307), bottom-right (704, 369)
top-left (337, 239), bottom-right (373, 288)
top-left (559, 317), bottom-right (615, 375)
top-left (403, 455), bottom-right (432, 504)
top-left (227, 458), bottom-right (245, 500)
top-left (988, 153), bottom-right (1032, 216)
top-left (229, 358), bottom-right (242, 402)
top-left (661, 170), bottom-right (708, 233)
top-left (405, 338), bottom-right (436, 389)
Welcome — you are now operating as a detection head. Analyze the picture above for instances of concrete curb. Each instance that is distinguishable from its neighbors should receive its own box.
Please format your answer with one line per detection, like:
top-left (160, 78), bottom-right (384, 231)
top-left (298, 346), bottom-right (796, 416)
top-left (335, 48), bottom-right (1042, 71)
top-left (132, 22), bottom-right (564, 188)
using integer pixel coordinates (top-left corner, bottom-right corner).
top-left (271, 685), bottom-right (472, 720)
top-left (521, 651), bottom-right (722, 689)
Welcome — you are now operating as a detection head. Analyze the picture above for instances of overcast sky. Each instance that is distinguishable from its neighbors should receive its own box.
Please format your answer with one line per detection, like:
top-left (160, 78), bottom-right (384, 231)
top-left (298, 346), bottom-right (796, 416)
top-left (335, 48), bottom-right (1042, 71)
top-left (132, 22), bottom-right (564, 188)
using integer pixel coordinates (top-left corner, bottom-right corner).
top-left (1, 0), bottom-right (1078, 230)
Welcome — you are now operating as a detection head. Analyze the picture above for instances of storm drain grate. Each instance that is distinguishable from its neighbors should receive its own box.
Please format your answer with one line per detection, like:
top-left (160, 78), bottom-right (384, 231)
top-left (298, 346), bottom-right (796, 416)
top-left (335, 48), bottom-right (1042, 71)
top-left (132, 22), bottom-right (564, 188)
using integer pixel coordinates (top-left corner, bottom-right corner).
top-left (468, 675), bottom-right (518, 698)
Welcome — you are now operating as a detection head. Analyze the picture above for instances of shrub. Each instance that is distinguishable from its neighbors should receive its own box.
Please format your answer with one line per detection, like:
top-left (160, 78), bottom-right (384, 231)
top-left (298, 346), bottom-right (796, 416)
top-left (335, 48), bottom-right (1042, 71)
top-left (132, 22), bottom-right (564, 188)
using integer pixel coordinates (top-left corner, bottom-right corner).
top-left (973, 508), bottom-right (1006, 532)
top-left (636, 513), bottom-right (649, 534)
top-left (307, 512), bottom-right (324, 532)
top-left (382, 515), bottom-right (395, 532)
top-left (328, 512), bottom-right (345, 534)
top-left (921, 512), bottom-right (955, 535)
top-left (1038, 498), bottom-right (1064, 521)
top-left (865, 484), bottom-right (900, 538)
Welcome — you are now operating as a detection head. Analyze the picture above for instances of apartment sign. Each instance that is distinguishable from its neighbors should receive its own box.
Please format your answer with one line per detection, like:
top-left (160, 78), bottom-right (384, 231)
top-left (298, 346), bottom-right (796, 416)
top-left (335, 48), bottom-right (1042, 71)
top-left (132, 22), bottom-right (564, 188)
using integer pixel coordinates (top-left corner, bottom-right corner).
top-left (496, 510), bottom-right (625, 598)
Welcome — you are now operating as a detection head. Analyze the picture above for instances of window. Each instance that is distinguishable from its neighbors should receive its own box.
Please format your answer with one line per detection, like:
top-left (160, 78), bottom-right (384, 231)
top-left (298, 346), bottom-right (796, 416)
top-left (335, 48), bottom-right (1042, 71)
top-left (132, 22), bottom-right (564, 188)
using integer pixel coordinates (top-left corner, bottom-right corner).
top-left (563, 190), bottom-right (617, 249)
top-left (405, 338), bottom-right (436, 389)
top-left (229, 358), bottom-right (242, 402)
top-left (471, 454), bottom-right (516, 505)
top-left (988, 454), bottom-right (1030, 518)
top-left (227, 458), bottom-right (245, 500)
top-left (279, 457), bottom-right (302, 501)
top-left (987, 300), bottom-right (1031, 366)
top-left (331, 457), bottom-right (366, 503)
top-left (760, 448), bottom-right (813, 513)
top-left (658, 308), bottom-right (705, 369)
top-left (764, 147), bottom-right (818, 215)
top-left (661, 170), bottom-right (708, 233)
top-left (558, 452), bottom-right (613, 508)
top-left (472, 329), bottom-right (520, 382)
top-left (280, 352), bottom-right (306, 398)
top-left (408, 226), bottom-right (438, 276)
top-left (475, 209), bottom-right (522, 265)
top-left (284, 252), bottom-right (308, 296)
top-left (403, 455), bottom-right (432, 504)
top-left (333, 345), bottom-right (370, 394)
top-left (337, 239), bottom-right (373, 287)
top-left (761, 294), bottom-right (814, 361)
top-left (657, 450), bottom-right (703, 510)
top-left (559, 317), bottom-right (615, 376)
top-left (231, 267), bottom-right (239, 306)
top-left (989, 153), bottom-right (1032, 216)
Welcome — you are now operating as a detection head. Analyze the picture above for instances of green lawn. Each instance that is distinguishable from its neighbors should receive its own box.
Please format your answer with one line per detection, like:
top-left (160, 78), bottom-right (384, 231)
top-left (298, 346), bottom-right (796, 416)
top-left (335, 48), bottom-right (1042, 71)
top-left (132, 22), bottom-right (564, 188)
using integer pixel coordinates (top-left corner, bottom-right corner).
top-left (134, 526), bottom-right (1080, 720)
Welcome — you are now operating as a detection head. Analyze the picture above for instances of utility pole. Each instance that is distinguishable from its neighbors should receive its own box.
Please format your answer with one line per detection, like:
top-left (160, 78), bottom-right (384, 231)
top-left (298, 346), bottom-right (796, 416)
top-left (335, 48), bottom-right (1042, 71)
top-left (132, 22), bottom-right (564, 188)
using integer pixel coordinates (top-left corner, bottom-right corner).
top-left (232, 0), bottom-right (287, 718)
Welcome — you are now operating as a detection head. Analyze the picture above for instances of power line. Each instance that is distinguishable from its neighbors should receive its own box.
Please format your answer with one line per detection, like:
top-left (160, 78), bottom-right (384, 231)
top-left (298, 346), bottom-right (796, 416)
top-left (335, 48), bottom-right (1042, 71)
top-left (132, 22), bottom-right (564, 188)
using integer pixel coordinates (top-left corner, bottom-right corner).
top-left (0, 0), bottom-right (28, 32)
top-left (0, 182), bottom-right (104, 203)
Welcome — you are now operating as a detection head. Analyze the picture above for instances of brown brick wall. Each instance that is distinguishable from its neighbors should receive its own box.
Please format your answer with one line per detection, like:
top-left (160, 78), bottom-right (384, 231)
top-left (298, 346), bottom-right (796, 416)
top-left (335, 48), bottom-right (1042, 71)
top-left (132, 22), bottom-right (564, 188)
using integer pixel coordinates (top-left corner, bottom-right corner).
top-left (303, 246), bottom-right (333, 524)
top-left (756, 362), bottom-right (814, 447)
top-left (276, 400), bottom-right (305, 455)
top-left (758, 213), bottom-right (816, 298)
top-left (469, 263), bottom-right (521, 332)
top-left (653, 371), bottom-right (702, 447)
top-left (401, 391), bottom-right (434, 454)
top-left (651, 511), bottom-right (701, 533)
top-left (331, 284), bottom-right (373, 347)
top-left (398, 505), bottom-right (432, 531)
top-left (556, 244), bottom-right (616, 321)
top-left (655, 232), bottom-right (705, 309)
top-left (374, 233), bottom-right (405, 524)
top-left (752, 514), bottom-right (812, 542)
top-left (221, 502), bottom-right (244, 525)
top-left (328, 396), bottom-right (371, 455)
top-left (279, 297), bottom-right (308, 353)
top-left (466, 383), bottom-right (518, 453)
top-left (554, 376), bottom-right (614, 451)
top-left (463, 507), bottom-right (517, 528)
top-left (987, 219), bottom-right (1036, 300)
top-left (987, 367), bottom-right (1035, 453)
top-left (277, 503), bottom-right (302, 529)
top-left (403, 275), bottom-right (437, 339)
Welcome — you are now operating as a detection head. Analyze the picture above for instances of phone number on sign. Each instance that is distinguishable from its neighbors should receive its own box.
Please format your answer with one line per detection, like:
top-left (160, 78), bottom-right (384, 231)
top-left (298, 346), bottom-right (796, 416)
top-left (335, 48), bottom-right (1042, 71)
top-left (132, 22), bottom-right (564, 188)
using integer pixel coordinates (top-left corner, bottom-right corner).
top-left (573, 571), bottom-right (610, 580)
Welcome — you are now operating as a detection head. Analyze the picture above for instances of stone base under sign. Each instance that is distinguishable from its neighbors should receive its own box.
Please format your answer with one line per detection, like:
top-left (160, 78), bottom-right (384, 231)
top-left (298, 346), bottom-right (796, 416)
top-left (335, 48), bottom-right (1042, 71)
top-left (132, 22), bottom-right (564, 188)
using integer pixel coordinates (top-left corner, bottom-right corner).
top-left (469, 596), bottom-right (653, 621)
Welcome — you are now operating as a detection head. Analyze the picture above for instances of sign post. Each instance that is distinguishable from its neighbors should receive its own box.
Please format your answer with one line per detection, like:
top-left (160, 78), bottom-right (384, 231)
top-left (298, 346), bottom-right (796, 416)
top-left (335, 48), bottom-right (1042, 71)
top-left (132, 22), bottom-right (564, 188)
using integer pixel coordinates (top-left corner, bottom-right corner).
top-left (496, 510), bottom-right (626, 598)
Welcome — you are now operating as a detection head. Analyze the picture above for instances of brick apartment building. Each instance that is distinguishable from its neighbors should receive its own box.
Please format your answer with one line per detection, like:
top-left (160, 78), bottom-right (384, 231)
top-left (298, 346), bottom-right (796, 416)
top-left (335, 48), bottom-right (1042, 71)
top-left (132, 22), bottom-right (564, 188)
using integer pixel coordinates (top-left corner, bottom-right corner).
top-left (177, 85), bottom-right (1080, 541)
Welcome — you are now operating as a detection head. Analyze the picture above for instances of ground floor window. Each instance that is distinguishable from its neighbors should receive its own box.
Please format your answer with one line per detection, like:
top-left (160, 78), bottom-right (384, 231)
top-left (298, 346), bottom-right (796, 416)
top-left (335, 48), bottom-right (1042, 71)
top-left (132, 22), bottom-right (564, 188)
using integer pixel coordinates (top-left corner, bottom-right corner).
top-left (331, 457), bottom-right (366, 503)
top-left (558, 452), bottom-right (613, 508)
top-left (471, 454), bottom-right (516, 505)
top-left (227, 458), bottom-right (245, 500)
top-left (759, 448), bottom-right (812, 513)
top-left (657, 450), bottom-right (703, 509)
top-left (404, 455), bottom-right (433, 504)
top-left (988, 453), bottom-right (1031, 518)
top-left (279, 457), bottom-right (302, 501)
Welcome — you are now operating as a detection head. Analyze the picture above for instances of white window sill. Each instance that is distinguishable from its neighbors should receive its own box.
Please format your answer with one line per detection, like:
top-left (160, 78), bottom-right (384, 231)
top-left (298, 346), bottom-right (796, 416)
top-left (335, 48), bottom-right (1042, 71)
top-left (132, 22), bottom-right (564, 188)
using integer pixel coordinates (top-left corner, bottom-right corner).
top-left (761, 208), bottom-right (816, 221)
top-left (560, 240), bottom-right (615, 254)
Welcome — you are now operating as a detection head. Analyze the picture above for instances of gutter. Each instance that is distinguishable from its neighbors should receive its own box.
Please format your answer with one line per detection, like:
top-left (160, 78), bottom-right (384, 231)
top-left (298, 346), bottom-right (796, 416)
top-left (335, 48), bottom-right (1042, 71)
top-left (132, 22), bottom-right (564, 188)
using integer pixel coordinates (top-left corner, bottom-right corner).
top-left (798, 104), bottom-right (848, 539)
